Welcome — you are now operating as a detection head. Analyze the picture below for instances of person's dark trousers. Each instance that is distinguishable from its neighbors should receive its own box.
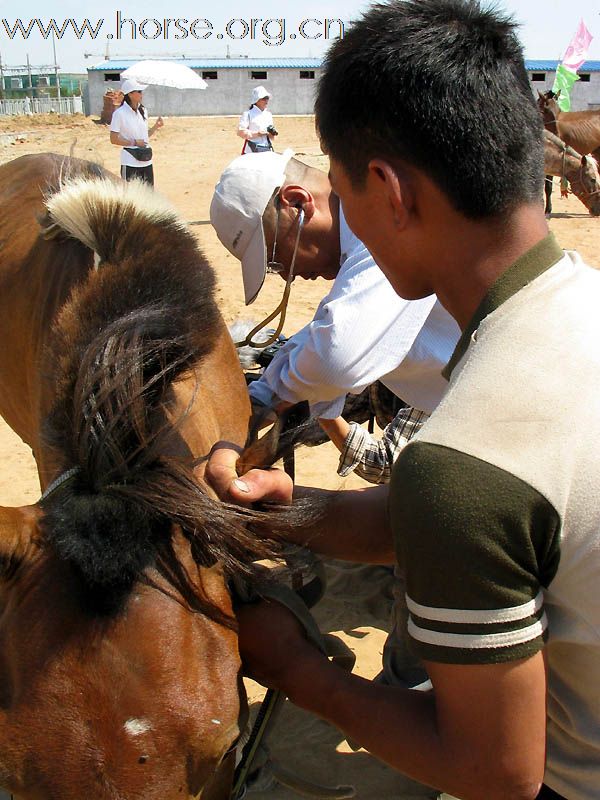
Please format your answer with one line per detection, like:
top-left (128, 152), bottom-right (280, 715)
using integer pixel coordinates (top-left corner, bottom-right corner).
top-left (121, 164), bottom-right (154, 186)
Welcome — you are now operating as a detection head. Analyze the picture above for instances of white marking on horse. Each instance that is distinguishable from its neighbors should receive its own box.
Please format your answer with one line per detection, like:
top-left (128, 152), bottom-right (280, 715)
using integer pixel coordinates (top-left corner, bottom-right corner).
top-left (211, 719), bottom-right (221, 725)
top-left (124, 718), bottom-right (152, 737)
top-left (44, 176), bottom-right (187, 258)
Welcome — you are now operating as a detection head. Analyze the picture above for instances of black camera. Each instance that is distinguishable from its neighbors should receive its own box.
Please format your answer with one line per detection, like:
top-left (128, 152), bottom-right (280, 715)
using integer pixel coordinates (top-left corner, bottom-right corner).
top-left (266, 124), bottom-right (279, 136)
top-left (243, 333), bottom-right (288, 386)
top-left (256, 333), bottom-right (287, 368)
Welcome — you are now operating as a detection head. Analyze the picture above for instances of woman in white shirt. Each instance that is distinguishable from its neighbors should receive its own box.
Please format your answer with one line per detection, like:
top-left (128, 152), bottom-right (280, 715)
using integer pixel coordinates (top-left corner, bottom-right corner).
top-left (237, 86), bottom-right (277, 153)
top-left (110, 78), bottom-right (164, 186)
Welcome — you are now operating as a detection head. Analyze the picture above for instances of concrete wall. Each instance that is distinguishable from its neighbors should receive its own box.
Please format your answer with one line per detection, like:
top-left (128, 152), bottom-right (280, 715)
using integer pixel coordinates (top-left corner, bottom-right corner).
top-left (528, 71), bottom-right (600, 111)
top-left (89, 66), bottom-right (600, 117)
top-left (88, 68), bottom-right (322, 118)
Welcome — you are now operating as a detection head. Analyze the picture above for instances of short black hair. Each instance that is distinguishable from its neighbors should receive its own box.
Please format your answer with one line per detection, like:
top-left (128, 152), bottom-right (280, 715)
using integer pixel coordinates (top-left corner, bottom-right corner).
top-left (316, 0), bottom-right (544, 218)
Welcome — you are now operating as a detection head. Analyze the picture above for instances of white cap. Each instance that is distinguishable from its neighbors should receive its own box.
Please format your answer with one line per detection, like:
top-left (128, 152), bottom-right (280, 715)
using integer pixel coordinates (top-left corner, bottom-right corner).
top-left (251, 85), bottom-right (271, 104)
top-left (121, 78), bottom-right (147, 95)
top-left (210, 149), bottom-right (294, 305)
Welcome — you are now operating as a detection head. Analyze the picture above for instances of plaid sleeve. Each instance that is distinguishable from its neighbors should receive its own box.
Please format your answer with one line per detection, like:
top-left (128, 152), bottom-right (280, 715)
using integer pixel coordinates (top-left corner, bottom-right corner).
top-left (337, 407), bottom-right (429, 484)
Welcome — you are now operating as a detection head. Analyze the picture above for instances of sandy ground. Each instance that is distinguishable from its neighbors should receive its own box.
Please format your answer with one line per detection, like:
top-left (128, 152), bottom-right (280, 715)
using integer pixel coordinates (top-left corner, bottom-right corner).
top-left (0, 113), bottom-right (599, 799)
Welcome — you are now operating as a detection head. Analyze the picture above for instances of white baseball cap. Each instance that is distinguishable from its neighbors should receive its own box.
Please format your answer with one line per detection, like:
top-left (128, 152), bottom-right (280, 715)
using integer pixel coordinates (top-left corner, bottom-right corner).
top-left (121, 78), bottom-right (147, 95)
top-left (210, 149), bottom-right (295, 305)
top-left (251, 85), bottom-right (271, 104)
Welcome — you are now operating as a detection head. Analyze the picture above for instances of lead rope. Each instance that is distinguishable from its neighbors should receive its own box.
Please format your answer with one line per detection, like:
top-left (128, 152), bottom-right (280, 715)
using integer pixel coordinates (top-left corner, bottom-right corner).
top-left (230, 565), bottom-right (356, 800)
top-left (560, 144), bottom-right (570, 197)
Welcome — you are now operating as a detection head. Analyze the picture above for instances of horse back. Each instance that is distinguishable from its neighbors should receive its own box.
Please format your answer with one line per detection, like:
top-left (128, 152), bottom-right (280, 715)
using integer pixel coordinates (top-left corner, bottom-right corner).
top-left (555, 111), bottom-right (600, 159)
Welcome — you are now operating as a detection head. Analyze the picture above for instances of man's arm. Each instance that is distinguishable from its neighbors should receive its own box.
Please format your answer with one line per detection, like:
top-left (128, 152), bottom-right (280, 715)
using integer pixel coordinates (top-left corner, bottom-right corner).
top-left (205, 445), bottom-right (395, 563)
top-left (252, 252), bottom-right (438, 412)
top-left (317, 416), bottom-right (350, 450)
top-left (206, 445), bottom-right (547, 798)
top-left (237, 598), bottom-right (546, 800)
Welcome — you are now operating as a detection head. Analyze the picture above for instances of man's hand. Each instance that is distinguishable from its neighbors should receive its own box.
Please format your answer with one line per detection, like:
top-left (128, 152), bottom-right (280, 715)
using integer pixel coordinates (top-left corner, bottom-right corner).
top-left (237, 598), bottom-right (326, 689)
top-left (205, 442), bottom-right (293, 506)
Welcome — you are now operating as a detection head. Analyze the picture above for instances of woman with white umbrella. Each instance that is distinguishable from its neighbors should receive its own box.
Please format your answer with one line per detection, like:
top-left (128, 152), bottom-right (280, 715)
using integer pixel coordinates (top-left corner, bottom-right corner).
top-left (238, 86), bottom-right (278, 153)
top-left (109, 78), bottom-right (164, 186)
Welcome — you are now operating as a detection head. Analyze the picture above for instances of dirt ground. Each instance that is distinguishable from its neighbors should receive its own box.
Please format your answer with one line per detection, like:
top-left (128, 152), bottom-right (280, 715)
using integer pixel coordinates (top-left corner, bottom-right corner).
top-left (0, 112), bottom-right (598, 799)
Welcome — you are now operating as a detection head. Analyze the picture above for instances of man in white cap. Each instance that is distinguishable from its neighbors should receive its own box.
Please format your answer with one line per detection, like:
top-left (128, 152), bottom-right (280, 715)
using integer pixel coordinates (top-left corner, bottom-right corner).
top-left (110, 78), bottom-right (164, 185)
top-left (211, 154), bottom-right (460, 799)
top-left (237, 86), bottom-right (277, 153)
top-left (210, 149), bottom-right (459, 435)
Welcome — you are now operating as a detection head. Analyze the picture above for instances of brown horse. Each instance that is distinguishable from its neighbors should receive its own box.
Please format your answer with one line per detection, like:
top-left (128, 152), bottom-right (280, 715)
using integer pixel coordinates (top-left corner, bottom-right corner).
top-left (537, 90), bottom-right (600, 159)
top-left (0, 153), bottom-right (286, 799)
top-left (543, 129), bottom-right (600, 216)
top-left (538, 92), bottom-right (600, 216)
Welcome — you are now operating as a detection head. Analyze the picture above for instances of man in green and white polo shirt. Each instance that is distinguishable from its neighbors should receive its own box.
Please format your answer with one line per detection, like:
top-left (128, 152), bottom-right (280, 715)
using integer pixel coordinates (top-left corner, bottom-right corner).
top-left (207, 1), bottom-right (600, 798)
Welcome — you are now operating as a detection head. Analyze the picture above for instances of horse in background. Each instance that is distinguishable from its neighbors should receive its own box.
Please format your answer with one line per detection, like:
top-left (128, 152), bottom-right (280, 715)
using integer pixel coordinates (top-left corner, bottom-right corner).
top-left (538, 90), bottom-right (600, 215)
top-left (0, 153), bottom-right (292, 800)
top-left (537, 90), bottom-right (600, 159)
top-left (543, 130), bottom-right (600, 216)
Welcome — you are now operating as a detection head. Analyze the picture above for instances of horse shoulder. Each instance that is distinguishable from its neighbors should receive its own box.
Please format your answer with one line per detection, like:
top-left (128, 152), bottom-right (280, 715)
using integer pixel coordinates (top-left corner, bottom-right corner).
top-left (0, 506), bottom-right (42, 574)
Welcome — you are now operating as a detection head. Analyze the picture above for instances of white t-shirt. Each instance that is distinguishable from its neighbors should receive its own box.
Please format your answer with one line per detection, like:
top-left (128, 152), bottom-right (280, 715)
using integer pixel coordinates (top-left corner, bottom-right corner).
top-left (110, 102), bottom-right (152, 168)
top-left (238, 105), bottom-right (274, 148)
top-left (249, 211), bottom-right (460, 418)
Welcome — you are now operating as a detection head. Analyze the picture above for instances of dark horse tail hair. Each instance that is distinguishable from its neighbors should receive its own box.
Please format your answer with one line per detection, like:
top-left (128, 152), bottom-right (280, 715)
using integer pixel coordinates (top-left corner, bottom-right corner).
top-left (38, 170), bottom-right (305, 622)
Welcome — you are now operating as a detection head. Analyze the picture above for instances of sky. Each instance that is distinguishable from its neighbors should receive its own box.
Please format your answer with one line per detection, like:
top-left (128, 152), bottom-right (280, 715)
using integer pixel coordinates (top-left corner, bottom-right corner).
top-left (0, 0), bottom-right (599, 74)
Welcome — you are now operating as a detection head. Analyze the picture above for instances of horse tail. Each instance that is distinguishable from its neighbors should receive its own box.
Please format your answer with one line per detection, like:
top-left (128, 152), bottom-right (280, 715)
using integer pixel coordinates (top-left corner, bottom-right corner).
top-left (39, 175), bottom-right (291, 620)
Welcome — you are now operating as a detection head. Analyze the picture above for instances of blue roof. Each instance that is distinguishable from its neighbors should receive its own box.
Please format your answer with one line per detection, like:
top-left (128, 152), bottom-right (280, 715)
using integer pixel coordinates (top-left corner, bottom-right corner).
top-left (89, 57), bottom-right (600, 73)
top-left (89, 58), bottom-right (323, 71)
top-left (525, 59), bottom-right (600, 72)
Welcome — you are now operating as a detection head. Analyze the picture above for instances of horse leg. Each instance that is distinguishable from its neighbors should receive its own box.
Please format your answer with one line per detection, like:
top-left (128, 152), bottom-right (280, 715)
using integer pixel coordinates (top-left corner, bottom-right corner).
top-left (544, 175), bottom-right (553, 216)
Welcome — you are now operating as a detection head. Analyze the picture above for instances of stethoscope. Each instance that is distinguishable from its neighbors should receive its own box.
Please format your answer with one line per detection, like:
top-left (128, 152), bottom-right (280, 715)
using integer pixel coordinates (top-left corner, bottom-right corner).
top-left (233, 205), bottom-right (305, 349)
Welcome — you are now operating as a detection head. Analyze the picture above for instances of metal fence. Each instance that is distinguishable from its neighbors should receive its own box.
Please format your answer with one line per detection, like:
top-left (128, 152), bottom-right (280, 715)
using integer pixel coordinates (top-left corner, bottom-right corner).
top-left (0, 96), bottom-right (83, 116)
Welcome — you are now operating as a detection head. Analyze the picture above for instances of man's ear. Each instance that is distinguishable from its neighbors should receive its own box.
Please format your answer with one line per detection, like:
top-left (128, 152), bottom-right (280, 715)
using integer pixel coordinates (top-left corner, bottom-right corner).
top-left (279, 185), bottom-right (316, 222)
top-left (367, 159), bottom-right (414, 230)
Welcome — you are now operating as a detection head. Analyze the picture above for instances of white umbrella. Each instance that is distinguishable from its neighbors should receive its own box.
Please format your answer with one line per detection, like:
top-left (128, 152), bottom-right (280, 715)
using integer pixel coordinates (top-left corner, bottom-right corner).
top-left (120, 60), bottom-right (207, 90)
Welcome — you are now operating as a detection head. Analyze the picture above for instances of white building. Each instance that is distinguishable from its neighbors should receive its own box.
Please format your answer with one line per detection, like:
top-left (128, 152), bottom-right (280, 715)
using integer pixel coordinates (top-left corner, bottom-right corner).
top-left (526, 59), bottom-right (600, 110)
top-left (87, 58), bottom-right (323, 117)
top-left (86, 57), bottom-right (600, 117)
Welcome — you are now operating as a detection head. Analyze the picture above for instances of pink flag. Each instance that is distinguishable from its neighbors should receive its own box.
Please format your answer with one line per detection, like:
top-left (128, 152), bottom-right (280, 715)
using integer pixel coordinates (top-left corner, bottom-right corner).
top-left (562, 19), bottom-right (593, 73)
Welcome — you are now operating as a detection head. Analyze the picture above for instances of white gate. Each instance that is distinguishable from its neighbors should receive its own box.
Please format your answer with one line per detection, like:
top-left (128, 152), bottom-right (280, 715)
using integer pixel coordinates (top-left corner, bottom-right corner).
top-left (0, 96), bottom-right (83, 116)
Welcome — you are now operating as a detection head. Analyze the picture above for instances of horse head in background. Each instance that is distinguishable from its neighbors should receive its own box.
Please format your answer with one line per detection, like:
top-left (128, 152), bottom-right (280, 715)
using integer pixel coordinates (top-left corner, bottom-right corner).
top-left (543, 130), bottom-right (600, 216)
top-left (537, 90), bottom-right (562, 131)
top-left (537, 89), bottom-right (600, 159)
top-left (0, 153), bottom-right (285, 799)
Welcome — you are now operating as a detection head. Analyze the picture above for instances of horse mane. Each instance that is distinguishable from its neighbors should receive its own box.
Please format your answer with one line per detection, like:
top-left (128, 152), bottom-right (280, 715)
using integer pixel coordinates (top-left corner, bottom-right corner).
top-left (37, 167), bottom-right (290, 622)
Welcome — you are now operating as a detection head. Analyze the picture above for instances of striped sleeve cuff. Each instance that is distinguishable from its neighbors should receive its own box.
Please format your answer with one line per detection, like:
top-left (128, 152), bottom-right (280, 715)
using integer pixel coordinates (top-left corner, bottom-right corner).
top-left (406, 590), bottom-right (548, 664)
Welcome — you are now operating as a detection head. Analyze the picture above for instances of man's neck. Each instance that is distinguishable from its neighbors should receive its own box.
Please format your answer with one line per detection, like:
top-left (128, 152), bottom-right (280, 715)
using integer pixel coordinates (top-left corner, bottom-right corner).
top-left (431, 204), bottom-right (550, 330)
